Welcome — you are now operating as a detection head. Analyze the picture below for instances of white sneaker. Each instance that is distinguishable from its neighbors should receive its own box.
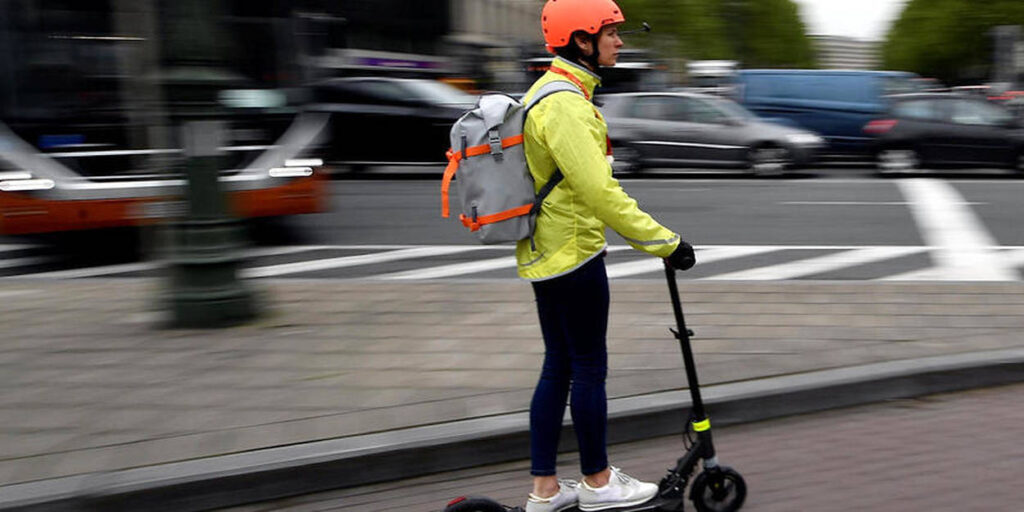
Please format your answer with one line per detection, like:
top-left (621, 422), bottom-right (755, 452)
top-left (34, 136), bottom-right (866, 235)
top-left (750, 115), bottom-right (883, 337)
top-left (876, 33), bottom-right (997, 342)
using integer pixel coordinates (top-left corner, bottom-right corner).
top-left (526, 479), bottom-right (579, 512)
top-left (577, 466), bottom-right (658, 511)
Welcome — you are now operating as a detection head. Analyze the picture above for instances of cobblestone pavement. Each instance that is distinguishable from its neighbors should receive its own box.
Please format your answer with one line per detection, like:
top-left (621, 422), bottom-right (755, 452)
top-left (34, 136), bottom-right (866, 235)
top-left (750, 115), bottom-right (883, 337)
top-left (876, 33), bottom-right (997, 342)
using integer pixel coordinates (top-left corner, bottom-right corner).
top-left (3, 277), bottom-right (1024, 500)
top-left (224, 382), bottom-right (1024, 512)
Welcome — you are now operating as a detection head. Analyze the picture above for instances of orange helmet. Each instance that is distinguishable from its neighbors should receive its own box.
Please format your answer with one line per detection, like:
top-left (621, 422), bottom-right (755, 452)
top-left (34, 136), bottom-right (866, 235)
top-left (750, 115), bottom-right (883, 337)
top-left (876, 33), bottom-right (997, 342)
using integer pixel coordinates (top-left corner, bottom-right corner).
top-left (541, 0), bottom-right (626, 53)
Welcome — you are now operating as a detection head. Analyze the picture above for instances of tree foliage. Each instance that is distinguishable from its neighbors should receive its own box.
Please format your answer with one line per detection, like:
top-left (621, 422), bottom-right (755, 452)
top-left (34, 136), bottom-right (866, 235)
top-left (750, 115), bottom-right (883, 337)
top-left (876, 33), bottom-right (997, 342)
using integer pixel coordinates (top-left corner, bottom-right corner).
top-left (615, 0), bottom-right (816, 68)
top-left (882, 0), bottom-right (1024, 84)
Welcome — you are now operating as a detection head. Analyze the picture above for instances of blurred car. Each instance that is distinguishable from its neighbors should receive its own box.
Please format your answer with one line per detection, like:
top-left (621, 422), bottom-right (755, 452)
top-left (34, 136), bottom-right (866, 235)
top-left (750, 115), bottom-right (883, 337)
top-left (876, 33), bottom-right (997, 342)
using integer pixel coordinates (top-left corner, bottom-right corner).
top-left (986, 89), bottom-right (1024, 120)
top-left (307, 77), bottom-right (476, 170)
top-left (864, 93), bottom-right (1024, 173)
top-left (600, 92), bottom-right (825, 175)
top-left (735, 70), bottom-right (924, 157)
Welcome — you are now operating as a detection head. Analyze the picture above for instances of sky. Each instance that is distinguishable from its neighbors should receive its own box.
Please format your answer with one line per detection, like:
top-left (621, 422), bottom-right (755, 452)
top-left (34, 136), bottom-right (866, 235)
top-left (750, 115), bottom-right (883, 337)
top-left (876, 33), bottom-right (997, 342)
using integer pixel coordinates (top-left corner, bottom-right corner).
top-left (792, 0), bottom-right (907, 41)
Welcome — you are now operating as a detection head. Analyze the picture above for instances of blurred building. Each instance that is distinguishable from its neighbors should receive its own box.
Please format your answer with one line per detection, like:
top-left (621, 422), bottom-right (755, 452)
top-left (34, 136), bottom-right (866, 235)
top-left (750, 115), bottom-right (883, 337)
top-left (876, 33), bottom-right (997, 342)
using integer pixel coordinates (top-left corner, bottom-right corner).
top-left (447, 0), bottom-right (544, 90)
top-left (303, 0), bottom-right (451, 78)
top-left (449, 0), bottom-right (543, 46)
top-left (810, 36), bottom-right (880, 70)
top-left (0, 0), bottom-right (548, 128)
top-left (297, 0), bottom-right (543, 89)
top-left (991, 25), bottom-right (1022, 86)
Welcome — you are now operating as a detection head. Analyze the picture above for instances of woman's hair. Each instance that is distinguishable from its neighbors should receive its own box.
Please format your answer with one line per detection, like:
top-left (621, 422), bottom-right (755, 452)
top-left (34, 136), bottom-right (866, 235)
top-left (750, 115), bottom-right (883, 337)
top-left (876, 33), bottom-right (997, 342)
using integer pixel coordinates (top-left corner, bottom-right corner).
top-left (553, 30), bottom-right (601, 71)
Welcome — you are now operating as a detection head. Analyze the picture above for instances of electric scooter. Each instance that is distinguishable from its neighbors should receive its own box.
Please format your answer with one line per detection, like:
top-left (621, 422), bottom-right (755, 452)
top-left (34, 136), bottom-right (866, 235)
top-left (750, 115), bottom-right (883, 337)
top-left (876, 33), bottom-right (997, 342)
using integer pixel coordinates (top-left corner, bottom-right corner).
top-left (444, 260), bottom-right (746, 512)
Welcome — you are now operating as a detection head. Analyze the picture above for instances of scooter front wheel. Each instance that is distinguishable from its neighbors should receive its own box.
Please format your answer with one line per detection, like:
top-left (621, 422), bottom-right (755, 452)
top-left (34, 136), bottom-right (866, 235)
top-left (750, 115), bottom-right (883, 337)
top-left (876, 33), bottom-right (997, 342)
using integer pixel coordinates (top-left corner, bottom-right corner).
top-left (690, 467), bottom-right (746, 512)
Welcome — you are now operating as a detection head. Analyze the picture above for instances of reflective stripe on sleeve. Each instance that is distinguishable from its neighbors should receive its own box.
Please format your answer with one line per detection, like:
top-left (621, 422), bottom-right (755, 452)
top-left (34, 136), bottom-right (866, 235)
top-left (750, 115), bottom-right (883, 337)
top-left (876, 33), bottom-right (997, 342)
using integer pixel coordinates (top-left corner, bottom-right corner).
top-left (619, 234), bottom-right (680, 247)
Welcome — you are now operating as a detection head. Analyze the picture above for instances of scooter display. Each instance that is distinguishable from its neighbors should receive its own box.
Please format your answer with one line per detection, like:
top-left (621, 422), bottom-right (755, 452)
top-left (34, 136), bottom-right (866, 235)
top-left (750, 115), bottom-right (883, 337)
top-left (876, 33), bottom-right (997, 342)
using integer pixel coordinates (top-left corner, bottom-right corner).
top-left (444, 260), bottom-right (746, 512)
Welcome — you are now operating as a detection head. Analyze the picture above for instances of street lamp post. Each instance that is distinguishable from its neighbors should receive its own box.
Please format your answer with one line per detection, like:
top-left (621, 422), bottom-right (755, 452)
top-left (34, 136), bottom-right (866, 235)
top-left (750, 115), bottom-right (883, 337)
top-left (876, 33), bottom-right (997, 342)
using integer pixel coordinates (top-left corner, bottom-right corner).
top-left (162, 0), bottom-right (258, 328)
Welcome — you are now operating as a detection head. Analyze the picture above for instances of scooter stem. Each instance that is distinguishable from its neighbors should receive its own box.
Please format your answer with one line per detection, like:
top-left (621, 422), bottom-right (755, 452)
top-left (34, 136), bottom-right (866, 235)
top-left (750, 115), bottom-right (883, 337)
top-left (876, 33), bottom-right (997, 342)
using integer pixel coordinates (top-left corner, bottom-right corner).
top-left (663, 260), bottom-right (707, 421)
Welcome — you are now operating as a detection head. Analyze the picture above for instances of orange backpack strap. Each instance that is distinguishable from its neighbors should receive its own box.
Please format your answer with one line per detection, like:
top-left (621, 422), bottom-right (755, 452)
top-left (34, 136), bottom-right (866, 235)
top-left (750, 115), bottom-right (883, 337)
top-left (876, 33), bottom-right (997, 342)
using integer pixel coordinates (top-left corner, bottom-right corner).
top-left (441, 135), bottom-right (525, 218)
top-left (441, 149), bottom-right (460, 218)
top-left (547, 66), bottom-right (590, 101)
top-left (459, 203), bottom-right (534, 232)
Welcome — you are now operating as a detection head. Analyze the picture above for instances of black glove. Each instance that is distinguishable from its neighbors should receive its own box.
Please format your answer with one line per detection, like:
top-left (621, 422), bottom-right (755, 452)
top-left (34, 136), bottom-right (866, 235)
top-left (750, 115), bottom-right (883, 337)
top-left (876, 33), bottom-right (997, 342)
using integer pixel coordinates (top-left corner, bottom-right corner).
top-left (666, 241), bottom-right (696, 271)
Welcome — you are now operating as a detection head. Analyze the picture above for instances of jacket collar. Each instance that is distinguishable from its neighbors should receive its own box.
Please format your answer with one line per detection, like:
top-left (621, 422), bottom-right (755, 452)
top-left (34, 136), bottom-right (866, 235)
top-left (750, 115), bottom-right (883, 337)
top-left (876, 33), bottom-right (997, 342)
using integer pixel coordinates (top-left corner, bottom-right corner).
top-left (550, 56), bottom-right (601, 98)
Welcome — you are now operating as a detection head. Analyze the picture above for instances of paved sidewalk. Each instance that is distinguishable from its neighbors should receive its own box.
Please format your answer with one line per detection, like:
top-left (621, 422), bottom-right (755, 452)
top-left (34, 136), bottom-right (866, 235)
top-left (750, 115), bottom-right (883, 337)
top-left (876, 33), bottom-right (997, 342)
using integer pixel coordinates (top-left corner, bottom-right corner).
top-left (227, 382), bottom-right (1024, 511)
top-left (2, 277), bottom-right (1024, 509)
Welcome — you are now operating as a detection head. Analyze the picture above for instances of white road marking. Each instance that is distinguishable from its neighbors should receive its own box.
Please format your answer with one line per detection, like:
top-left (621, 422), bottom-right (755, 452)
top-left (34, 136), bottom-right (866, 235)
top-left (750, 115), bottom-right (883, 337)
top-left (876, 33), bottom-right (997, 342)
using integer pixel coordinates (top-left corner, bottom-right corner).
top-left (0, 244), bottom-right (35, 252)
top-left (242, 246), bottom-right (488, 278)
top-left (1003, 248), bottom-right (1024, 266)
top-left (15, 246), bottom-right (329, 279)
top-left (21, 261), bottom-right (158, 279)
top-left (879, 268), bottom-right (944, 281)
top-left (0, 256), bottom-right (55, 269)
top-left (606, 246), bottom-right (778, 279)
top-left (375, 246), bottom-right (632, 280)
top-left (373, 255), bottom-right (517, 280)
top-left (898, 179), bottom-right (1016, 281)
top-left (4, 244), bottom-right (1021, 281)
top-left (782, 201), bottom-right (985, 206)
top-left (704, 247), bottom-right (926, 281)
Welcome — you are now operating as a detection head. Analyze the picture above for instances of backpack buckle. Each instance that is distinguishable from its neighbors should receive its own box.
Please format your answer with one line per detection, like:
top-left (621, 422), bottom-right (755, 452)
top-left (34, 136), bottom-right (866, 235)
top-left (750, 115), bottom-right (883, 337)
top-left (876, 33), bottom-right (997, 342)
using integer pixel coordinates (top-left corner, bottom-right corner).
top-left (488, 129), bottom-right (503, 159)
top-left (459, 214), bottom-right (481, 232)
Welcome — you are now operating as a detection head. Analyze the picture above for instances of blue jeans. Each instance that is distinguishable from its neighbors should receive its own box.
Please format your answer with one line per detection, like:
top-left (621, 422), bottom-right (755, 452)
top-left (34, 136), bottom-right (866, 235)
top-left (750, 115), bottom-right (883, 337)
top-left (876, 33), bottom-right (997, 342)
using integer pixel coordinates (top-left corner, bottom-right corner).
top-left (529, 254), bottom-right (609, 476)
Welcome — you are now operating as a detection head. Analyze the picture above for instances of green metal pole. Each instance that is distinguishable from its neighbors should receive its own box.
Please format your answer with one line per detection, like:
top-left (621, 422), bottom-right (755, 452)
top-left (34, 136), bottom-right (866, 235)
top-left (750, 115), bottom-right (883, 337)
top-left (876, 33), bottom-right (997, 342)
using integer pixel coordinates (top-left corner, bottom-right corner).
top-left (162, 0), bottom-right (258, 328)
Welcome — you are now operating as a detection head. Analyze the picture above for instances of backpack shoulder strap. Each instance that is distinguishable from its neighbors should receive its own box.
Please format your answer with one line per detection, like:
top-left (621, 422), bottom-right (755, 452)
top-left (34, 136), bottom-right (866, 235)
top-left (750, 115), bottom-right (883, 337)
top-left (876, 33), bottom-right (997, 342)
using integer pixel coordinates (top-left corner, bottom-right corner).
top-left (522, 80), bottom-right (586, 216)
top-left (524, 80), bottom-right (587, 115)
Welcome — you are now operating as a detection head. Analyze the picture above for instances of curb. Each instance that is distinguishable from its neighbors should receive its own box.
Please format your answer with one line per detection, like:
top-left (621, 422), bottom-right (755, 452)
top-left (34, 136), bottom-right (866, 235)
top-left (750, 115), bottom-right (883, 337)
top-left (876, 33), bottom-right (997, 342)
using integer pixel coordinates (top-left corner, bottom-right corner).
top-left (4, 348), bottom-right (1024, 511)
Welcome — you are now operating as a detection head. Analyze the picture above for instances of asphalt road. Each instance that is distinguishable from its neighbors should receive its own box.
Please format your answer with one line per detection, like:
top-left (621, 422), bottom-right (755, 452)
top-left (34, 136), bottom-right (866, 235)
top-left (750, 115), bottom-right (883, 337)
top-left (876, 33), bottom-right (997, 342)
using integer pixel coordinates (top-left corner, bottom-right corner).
top-left (219, 382), bottom-right (1024, 511)
top-left (307, 172), bottom-right (1024, 247)
top-left (283, 171), bottom-right (1024, 281)
top-left (2, 168), bottom-right (1023, 281)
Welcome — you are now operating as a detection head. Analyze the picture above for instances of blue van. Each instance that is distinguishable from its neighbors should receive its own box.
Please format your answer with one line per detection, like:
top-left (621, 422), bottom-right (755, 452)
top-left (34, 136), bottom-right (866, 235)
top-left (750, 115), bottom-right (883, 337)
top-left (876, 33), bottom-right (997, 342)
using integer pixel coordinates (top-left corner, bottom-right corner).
top-left (735, 70), bottom-right (922, 155)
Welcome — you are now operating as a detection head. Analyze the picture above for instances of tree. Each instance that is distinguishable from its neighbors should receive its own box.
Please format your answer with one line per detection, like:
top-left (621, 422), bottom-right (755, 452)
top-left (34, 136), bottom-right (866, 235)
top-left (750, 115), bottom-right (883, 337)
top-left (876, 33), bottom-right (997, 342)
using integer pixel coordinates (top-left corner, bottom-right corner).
top-left (737, 0), bottom-right (816, 68)
top-left (882, 0), bottom-right (1024, 84)
top-left (616, 0), bottom-right (816, 68)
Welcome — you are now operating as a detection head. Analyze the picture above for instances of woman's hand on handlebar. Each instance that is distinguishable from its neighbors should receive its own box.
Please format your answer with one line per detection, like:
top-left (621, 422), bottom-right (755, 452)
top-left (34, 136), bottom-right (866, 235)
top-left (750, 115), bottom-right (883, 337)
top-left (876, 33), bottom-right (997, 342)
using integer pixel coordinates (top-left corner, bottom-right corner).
top-left (666, 241), bottom-right (696, 271)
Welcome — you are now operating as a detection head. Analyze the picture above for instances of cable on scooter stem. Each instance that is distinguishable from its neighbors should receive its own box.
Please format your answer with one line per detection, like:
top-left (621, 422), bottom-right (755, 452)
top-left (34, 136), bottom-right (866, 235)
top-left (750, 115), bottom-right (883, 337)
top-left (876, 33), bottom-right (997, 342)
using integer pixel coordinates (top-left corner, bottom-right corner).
top-left (663, 259), bottom-right (708, 422)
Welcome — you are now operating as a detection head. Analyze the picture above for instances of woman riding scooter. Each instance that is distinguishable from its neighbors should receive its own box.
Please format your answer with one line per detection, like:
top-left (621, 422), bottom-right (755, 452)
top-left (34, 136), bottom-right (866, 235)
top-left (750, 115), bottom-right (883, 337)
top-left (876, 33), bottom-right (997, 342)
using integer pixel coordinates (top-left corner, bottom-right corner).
top-left (518, 1), bottom-right (696, 511)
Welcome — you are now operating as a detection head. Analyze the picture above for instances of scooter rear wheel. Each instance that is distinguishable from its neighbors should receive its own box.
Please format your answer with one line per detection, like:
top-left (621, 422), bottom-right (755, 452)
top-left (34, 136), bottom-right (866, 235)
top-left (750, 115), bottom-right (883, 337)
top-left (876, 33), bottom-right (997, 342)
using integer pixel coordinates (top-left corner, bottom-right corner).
top-left (444, 495), bottom-right (518, 512)
top-left (690, 467), bottom-right (746, 512)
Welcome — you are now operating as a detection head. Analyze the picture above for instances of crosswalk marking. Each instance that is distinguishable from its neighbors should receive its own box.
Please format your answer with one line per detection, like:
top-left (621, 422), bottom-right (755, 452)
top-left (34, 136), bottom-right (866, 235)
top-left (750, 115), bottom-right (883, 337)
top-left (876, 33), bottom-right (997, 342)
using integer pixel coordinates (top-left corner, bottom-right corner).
top-left (242, 246), bottom-right (488, 278)
top-left (0, 244), bottom-right (34, 253)
top-left (899, 179), bottom-right (1015, 281)
top-left (1003, 248), bottom-right (1024, 266)
top-left (17, 246), bottom-right (328, 279)
top-left (704, 247), bottom-right (927, 281)
top-left (606, 246), bottom-right (777, 279)
top-left (879, 268), bottom-right (944, 281)
top-left (2, 244), bottom-right (1022, 281)
top-left (782, 201), bottom-right (986, 206)
top-left (373, 254), bottom-right (517, 280)
top-left (22, 261), bottom-right (158, 279)
top-left (0, 256), bottom-right (55, 269)
top-left (374, 246), bottom-right (639, 280)
top-left (882, 249), bottom-right (1024, 281)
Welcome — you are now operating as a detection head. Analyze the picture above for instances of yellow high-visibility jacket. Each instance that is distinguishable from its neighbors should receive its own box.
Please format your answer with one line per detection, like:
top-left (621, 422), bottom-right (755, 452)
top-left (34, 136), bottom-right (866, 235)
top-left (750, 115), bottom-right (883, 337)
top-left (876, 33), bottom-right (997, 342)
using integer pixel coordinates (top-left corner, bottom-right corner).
top-left (516, 57), bottom-right (681, 280)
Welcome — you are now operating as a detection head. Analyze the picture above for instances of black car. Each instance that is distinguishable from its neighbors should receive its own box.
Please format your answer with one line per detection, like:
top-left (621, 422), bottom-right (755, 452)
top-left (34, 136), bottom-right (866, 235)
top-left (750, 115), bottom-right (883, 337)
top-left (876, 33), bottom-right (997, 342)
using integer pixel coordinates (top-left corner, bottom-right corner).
top-left (600, 92), bottom-right (824, 175)
top-left (867, 93), bottom-right (1024, 173)
top-left (308, 77), bottom-right (476, 170)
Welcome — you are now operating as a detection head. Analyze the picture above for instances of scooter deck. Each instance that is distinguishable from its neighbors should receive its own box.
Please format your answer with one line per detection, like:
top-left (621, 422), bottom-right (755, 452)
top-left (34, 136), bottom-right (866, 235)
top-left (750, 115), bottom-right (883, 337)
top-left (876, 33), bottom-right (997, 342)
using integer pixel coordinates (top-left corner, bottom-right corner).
top-left (461, 496), bottom-right (675, 512)
top-left (539, 497), bottom-right (677, 512)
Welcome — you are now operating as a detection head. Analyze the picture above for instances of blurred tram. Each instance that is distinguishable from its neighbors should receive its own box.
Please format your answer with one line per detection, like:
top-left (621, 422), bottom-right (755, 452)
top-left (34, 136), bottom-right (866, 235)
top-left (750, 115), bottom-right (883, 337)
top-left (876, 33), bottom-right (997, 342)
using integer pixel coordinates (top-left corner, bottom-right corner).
top-left (0, 1), bottom-right (329, 236)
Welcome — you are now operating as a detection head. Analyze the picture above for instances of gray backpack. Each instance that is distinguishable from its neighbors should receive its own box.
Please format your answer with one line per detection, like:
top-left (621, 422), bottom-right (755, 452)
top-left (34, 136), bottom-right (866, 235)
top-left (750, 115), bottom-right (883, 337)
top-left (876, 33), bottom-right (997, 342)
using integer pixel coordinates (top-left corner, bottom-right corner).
top-left (441, 80), bottom-right (584, 244)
